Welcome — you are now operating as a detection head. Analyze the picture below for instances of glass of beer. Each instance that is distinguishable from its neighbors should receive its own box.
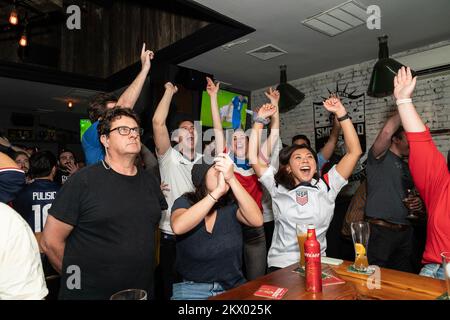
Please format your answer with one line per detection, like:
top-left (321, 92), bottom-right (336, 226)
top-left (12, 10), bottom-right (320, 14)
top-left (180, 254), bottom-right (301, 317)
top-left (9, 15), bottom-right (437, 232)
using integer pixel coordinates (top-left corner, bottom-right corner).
top-left (296, 224), bottom-right (308, 269)
top-left (350, 221), bottom-right (370, 272)
top-left (442, 252), bottom-right (450, 298)
top-left (110, 289), bottom-right (147, 300)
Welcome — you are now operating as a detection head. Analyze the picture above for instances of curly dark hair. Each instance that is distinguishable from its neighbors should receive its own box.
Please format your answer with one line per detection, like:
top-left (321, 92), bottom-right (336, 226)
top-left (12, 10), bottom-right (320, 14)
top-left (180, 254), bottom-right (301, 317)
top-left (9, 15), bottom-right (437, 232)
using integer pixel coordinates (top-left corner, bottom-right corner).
top-left (88, 93), bottom-right (118, 122)
top-left (29, 151), bottom-right (57, 179)
top-left (274, 144), bottom-right (320, 190)
top-left (97, 107), bottom-right (141, 137)
top-left (291, 134), bottom-right (311, 146)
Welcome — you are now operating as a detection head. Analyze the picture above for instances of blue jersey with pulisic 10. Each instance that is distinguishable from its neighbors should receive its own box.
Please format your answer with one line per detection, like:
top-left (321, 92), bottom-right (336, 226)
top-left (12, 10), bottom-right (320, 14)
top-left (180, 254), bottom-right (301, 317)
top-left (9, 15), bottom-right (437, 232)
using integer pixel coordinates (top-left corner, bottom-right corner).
top-left (13, 179), bottom-right (60, 232)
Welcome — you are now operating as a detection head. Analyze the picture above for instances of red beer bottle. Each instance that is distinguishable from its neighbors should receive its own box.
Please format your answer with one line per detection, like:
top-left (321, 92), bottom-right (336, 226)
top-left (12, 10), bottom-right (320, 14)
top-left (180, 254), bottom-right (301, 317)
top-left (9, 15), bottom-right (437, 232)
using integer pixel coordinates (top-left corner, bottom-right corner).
top-left (304, 224), bottom-right (322, 293)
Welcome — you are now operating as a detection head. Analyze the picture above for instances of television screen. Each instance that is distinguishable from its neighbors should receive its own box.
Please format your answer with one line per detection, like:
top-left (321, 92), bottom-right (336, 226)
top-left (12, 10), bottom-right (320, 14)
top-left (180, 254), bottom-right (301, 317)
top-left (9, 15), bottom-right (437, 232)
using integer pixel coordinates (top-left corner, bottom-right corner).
top-left (200, 89), bottom-right (248, 129)
top-left (80, 119), bottom-right (92, 141)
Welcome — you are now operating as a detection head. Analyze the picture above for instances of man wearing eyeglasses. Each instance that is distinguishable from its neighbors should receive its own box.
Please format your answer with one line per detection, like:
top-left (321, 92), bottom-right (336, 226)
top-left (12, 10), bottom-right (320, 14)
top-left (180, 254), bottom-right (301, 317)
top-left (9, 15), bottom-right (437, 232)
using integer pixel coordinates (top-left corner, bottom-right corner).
top-left (41, 107), bottom-right (167, 300)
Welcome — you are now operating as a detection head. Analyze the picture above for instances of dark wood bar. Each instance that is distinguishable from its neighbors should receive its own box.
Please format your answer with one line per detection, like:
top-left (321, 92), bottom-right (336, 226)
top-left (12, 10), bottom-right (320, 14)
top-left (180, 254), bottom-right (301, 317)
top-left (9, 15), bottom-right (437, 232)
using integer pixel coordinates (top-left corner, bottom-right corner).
top-left (210, 261), bottom-right (447, 300)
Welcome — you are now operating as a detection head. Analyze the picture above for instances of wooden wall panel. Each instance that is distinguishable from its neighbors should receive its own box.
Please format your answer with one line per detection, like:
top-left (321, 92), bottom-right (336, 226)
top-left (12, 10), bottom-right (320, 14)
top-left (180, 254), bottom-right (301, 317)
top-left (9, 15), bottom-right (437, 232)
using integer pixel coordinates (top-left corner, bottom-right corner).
top-left (108, 1), bottom-right (208, 74)
top-left (60, 2), bottom-right (109, 77)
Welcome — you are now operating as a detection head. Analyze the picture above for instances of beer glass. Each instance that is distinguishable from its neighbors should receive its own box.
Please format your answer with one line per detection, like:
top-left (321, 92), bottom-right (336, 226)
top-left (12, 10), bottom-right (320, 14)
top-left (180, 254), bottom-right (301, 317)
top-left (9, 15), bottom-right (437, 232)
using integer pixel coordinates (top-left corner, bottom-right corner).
top-left (350, 221), bottom-right (370, 272)
top-left (296, 224), bottom-right (308, 268)
top-left (110, 289), bottom-right (147, 300)
top-left (442, 252), bottom-right (450, 298)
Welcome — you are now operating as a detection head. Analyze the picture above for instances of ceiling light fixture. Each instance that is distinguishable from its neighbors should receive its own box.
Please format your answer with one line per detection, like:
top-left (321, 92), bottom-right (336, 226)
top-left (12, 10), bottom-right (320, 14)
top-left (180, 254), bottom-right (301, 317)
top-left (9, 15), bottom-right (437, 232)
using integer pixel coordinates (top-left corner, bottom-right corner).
top-left (9, 5), bottom-right (19, 25)
top-left (367, 35), bottom-right (415, 97)
top-left (276, 65), bottom-right (305, 113)
top-left (19, 32), bottom-right (27, 47)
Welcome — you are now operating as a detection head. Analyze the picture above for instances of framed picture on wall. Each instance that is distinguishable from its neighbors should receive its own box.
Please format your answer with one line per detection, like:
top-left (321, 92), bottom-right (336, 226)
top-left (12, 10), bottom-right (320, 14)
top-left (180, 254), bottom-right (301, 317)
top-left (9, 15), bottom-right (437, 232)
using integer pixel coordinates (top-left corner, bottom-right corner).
top-left (8, 128), bottom-right (34, 141)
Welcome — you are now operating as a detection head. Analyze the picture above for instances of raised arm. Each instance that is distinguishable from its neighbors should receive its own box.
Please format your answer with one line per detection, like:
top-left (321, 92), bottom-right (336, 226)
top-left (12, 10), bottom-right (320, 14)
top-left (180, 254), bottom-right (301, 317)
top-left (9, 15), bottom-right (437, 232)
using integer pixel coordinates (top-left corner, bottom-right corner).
top-left (320, 115), bottom-right (341, 160)
top-left (171, 170), bottom-right (230, 236)
top-left (371, 111), bottom-right (401, 159)
top-left (40, 215), bottom-right (74, 274)
top-left (215, 154), bottom-right (263, 227)
top-left (260, 88), bottom-right (280, 162)
top-left (0, 150), bottom-right (20, 169)
top-left (394, 67), bottom-right (426, 133)
top-left (206, 77), bottom-right (225, 155)
top-left (152, 82), bottom-right (178, 156)
top-left (394, 66), bottom-right (447, 206)
top-left (0, 136), bottom-right (29, 157)
top-left (249, 104), bottom-right (277, 177)
top-left (323, 96), bottom-right (362, 180)
top-left (116, 43), bottom-right (154, 109)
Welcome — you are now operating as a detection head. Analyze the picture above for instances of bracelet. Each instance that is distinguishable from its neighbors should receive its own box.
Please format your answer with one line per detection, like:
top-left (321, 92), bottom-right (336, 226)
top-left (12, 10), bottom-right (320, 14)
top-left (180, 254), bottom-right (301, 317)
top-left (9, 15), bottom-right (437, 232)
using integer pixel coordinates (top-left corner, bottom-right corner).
top-left (254, 116), bottom-right (270, 125)
top-left (208, 193), bottom-right (218, 202)
top-left (337, 113), bottom-right (351, 122)
top-left (396, 98), bottom-right (412, 106)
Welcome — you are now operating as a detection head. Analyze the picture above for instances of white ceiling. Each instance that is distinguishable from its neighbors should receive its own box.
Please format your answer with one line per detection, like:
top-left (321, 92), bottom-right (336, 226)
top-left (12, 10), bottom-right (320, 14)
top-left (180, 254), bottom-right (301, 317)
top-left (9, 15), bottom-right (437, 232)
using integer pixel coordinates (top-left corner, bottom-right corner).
top-left (181, 0), bottom-right (450, 91)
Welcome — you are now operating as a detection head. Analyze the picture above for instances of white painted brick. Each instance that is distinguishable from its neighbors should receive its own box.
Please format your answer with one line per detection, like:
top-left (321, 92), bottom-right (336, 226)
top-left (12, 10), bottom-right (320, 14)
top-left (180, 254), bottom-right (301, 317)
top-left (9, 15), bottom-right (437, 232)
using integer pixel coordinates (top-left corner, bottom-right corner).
top-left (252, 42), bottom-right (450, 155)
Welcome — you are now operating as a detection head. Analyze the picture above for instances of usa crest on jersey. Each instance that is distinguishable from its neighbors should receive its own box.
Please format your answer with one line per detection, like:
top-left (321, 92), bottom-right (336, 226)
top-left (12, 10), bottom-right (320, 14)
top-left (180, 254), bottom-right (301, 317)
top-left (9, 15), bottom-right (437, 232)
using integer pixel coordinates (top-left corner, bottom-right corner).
top-left (296, 190), bottom-right (308, 206)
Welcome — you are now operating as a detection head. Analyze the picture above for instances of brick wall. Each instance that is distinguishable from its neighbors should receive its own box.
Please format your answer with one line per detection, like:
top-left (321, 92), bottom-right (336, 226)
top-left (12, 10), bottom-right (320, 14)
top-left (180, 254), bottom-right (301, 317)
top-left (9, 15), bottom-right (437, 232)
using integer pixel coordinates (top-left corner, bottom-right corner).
top-left (251, 42), bottom-right (450, 157)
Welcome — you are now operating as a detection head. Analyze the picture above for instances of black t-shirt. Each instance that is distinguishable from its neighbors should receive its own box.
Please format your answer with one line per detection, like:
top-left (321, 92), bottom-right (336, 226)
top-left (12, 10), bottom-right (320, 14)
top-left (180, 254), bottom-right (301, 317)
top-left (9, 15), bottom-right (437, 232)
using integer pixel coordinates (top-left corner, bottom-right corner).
top-left (13, 179), bottom-right (60, 232)
top-left (171, 196), bottom-right (246, 290)
top-left (54, 169), bottom-right (70, 186)
top-left (365, 148), bottom-right (414, 224)
top-left (49, 163), bottom-right (167, 300)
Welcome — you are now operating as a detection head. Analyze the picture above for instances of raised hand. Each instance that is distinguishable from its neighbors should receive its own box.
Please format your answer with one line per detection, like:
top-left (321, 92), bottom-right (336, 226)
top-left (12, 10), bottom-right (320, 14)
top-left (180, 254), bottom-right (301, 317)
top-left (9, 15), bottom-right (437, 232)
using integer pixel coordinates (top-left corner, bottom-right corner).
top-left (206, 77), bottom-right (220, 96)
top-left (160, 181), bottom-right (170, 196)
top-left (66, 162), bottom-right (79, 176)
top-left (0, 136), bottom-right (11, 148)
top-left (214, 172), bottom-right (230, 197)
top-left (140, 43), bottom-right (154, 72)
top-left (213, 153), bottom-right (235, 182)
top-left (323, 94), bottom-right (346, 117)
top-left (164, 82), bottom-right (178, 94)
top-left (394, 66), bottom-right (417, 100)
top-left (264, 87), bottom-right (280, 106)
top-left (257, 103), bottom-right (277, 119)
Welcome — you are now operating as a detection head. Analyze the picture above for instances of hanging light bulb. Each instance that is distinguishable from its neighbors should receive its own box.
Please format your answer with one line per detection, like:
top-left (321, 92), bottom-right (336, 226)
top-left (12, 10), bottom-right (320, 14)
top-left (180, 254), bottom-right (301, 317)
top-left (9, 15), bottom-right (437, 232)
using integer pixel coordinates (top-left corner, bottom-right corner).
top-left (276, 65), bottom-right (305, 113)
top-left (19, 32), bottom-right (27, 47)
top-left (68, 101), bottom-right (73, 108)
top-left (9, 7), bottom-right (19, 25)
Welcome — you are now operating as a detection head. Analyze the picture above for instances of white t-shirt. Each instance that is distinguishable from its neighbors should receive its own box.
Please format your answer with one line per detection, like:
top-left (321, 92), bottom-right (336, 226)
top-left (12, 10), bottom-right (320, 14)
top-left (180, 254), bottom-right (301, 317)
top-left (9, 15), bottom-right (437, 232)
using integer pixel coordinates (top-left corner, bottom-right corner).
top-left (261, 138), bottom-right (282, 223)
top-left (0, 203), bottom-right (48, 300)
top-left (259, 165), bottom-right (347, 268)
top-left (157, 147), bottom-right (202, 234)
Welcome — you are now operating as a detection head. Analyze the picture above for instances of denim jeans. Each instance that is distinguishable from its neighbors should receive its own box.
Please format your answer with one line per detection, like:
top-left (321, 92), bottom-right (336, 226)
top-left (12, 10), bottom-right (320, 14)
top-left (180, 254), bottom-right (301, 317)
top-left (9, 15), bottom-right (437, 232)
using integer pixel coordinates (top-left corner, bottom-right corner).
top-left (419, 263), bottom-right (445, 280)
top-left (242, 225), bottom-right (267, 280)
top-left (171, 281), bottom-right (225, 300)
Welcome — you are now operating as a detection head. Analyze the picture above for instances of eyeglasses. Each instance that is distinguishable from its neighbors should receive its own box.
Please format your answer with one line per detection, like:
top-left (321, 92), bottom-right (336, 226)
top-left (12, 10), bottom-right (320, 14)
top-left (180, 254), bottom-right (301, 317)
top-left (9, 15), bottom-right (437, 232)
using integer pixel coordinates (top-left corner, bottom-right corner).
top-left (109, 126), bottom-right (144, 136)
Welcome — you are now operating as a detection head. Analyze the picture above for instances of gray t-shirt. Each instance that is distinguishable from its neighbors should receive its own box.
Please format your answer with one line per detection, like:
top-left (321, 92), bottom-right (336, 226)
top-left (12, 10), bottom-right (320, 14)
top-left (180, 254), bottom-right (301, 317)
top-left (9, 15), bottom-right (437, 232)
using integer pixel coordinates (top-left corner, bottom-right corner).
top-left (365, 148), bottom-right (413, 225)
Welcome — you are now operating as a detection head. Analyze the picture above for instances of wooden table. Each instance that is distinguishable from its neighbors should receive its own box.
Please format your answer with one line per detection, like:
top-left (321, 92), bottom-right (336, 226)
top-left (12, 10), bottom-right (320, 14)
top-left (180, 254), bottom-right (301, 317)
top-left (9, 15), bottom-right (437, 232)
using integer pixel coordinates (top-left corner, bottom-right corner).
top-left (210, 261), bottom-right (447, 300)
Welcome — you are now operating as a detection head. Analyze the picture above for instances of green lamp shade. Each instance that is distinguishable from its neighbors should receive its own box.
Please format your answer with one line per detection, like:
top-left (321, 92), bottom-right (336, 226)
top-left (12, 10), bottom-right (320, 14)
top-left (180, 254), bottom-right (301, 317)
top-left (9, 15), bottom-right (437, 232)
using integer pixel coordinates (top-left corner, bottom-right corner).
top-left (367, 58), bottom-right (406, 97)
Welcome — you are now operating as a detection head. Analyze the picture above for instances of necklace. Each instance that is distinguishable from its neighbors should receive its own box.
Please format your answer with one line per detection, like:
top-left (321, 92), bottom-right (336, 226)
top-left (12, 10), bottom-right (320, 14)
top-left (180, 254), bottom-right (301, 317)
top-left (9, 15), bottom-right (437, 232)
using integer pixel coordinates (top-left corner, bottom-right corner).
top-left (101, 159), bottom-right (111, 170)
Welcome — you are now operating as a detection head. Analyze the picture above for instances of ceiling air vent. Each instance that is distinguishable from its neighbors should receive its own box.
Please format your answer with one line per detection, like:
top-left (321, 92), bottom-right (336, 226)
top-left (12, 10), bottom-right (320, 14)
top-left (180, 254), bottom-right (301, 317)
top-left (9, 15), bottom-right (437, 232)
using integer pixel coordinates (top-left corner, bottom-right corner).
top-left (246, 44), bottom-right (287, 61)
top-left (302, 0), bottom-right (369, 37)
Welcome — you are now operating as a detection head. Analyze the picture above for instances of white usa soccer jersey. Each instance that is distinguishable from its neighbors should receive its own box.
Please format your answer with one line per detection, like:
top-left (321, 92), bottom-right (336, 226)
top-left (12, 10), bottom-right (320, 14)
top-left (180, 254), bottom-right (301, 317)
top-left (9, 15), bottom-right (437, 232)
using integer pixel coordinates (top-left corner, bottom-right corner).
top-left (259, 165), bottom-right (347, 268)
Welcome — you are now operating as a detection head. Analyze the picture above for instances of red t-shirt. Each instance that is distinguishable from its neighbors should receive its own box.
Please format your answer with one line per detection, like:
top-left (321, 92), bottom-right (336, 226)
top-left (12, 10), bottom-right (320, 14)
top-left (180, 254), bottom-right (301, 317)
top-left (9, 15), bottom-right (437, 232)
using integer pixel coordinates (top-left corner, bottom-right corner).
top-left (405, 128), bottom-right (450, 265)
